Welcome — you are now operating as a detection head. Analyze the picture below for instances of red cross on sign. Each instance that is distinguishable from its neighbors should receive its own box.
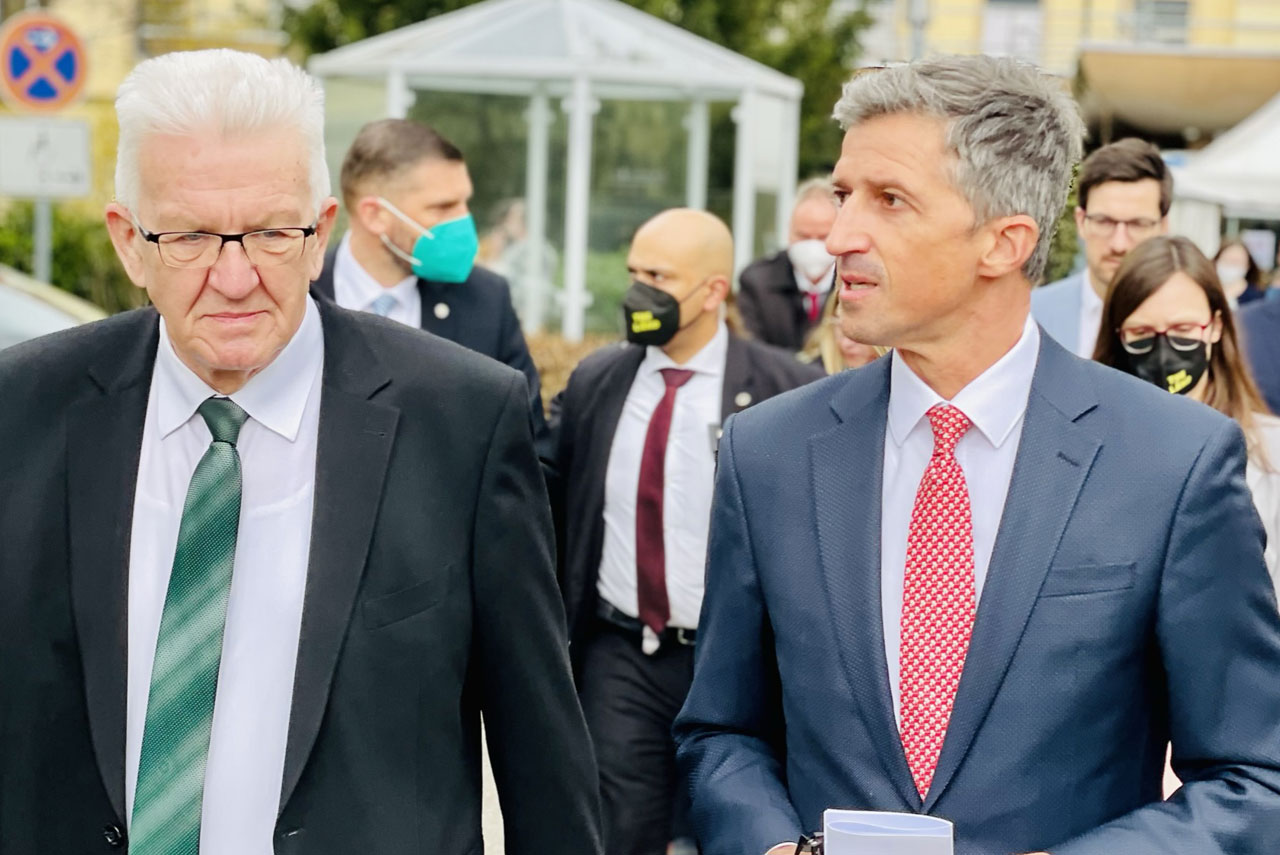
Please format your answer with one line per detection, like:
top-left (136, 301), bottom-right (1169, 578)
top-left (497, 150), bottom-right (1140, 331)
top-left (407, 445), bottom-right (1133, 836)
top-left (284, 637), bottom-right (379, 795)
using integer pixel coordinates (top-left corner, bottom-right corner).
top-left (0, 11), bottom-right (87, 112)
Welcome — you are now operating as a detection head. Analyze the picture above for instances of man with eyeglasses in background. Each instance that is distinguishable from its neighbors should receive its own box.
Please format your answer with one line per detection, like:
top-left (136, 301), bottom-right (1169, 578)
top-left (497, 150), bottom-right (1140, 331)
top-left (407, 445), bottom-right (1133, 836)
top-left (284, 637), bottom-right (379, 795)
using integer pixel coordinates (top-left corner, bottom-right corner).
top-left (1032, 138), bottom-right (1172, 357)
top-left (0, 49), bottom-right (599, 855)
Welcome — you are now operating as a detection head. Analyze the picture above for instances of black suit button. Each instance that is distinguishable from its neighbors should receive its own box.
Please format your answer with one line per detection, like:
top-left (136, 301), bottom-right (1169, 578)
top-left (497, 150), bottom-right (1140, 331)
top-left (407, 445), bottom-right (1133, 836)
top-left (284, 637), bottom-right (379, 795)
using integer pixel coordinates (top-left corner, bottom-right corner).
top-left (103, 824), bottom-right (126, 848)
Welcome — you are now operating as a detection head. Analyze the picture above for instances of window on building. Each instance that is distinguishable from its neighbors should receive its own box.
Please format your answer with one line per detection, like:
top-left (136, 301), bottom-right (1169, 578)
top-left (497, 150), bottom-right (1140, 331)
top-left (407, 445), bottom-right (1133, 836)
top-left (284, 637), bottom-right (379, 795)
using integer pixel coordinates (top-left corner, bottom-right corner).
top-left (982, 0), bottom-right (1043, 65)
top-left (1133, 0), bottom-right (1190, 45)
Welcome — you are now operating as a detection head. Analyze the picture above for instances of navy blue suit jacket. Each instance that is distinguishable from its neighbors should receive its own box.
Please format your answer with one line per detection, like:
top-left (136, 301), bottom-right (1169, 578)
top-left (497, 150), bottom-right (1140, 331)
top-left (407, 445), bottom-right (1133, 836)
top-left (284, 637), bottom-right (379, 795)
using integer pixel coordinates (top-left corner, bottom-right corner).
top-left (1240, 298), bottom-right (1280, 416)
top-left (674, 331), bottom-right (1280, 855)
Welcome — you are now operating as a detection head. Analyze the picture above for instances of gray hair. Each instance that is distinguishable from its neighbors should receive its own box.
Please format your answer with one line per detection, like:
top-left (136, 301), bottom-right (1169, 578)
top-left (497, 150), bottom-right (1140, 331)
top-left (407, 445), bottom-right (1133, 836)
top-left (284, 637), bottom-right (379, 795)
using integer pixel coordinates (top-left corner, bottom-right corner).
top-left (794, 176), bottom-right (836, 208)
top-left (114, 49), bottom-right (329, 213)
top-left (832, 55), bottom-right (1085, 283)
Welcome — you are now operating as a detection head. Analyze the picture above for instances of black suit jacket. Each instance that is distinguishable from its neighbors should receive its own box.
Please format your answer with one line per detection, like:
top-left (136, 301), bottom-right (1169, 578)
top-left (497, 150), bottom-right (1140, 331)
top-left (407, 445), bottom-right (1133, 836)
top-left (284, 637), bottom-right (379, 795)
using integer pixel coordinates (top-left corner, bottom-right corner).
top-left (542, 335), bottom-right (822, 658)
top-left (313, 244), bottom-right (547, 439)
top-left (1240, 298), bottom-right (1280, 415)
top-left (0, 301), bottom-right (601, 855)
top-left (737, 250), bottom-right (814, 352)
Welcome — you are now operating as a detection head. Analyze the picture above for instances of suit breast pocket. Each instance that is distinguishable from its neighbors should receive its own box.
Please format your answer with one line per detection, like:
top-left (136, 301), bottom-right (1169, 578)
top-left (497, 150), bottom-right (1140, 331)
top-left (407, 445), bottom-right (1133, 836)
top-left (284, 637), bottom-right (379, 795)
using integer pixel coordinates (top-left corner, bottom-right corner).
top-left (1039, 562), bottom-right (1136, 598)
top-left (362, 569), bottom-right (451, 630)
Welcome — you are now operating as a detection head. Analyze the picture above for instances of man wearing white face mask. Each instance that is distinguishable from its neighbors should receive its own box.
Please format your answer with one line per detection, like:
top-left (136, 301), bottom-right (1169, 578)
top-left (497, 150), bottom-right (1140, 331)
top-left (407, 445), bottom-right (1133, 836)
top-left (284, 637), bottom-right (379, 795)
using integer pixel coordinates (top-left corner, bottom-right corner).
top-left (313, 118), bottom-right (547, 438)
top-left (738, 178), bottom-right (838, 351)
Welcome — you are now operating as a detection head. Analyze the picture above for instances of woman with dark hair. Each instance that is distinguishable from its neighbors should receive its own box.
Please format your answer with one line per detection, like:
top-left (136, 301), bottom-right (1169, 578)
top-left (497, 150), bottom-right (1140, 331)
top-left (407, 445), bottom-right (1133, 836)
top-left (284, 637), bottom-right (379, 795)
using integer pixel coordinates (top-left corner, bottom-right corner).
top-left (1213, 238), bottom-right (1266, 307)
top-left (1094, 235), bottom-right (1280, 589)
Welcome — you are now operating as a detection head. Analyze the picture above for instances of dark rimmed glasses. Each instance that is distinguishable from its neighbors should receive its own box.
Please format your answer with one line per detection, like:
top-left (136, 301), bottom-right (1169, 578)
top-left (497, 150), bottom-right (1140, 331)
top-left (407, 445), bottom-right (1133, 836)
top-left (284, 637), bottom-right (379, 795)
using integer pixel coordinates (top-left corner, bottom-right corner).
top-left (136, 222), bottom-right (318, 269)
top-left (1081, 213), bottom-right (1161, 240)
top-left (1117, 321), bottom-right (1214, 355)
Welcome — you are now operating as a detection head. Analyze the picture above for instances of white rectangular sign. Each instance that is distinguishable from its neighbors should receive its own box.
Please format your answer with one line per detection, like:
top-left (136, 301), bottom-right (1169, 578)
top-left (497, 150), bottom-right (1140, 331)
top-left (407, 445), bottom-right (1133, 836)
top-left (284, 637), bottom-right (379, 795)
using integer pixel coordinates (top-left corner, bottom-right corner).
top-left (0, 116), bottom-right (91, 198)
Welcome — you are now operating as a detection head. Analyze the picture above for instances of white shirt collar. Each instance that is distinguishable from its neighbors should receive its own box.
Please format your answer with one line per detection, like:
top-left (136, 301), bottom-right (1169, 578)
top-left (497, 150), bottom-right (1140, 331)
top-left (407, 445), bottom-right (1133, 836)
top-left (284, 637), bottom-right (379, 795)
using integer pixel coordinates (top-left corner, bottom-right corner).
top-left (888, 313), bottom-right (1040, 449)
top-left (641, 320), bottom-right (729, 379)
top-left (793, 263), bottom-right (835, 296)
top-left (154, 296), bottom-right (325, 442)
top-left (1081, 270), bottom-right (1104, 315)
top-left (336, 231), bottom-right (418, 311)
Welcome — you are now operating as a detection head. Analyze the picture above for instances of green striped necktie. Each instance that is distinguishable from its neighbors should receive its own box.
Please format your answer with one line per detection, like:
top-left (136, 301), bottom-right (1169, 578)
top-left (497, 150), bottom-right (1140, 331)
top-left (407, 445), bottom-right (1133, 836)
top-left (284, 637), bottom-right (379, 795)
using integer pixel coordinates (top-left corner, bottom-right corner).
top-left (131, 397), bottom-right (248, 854)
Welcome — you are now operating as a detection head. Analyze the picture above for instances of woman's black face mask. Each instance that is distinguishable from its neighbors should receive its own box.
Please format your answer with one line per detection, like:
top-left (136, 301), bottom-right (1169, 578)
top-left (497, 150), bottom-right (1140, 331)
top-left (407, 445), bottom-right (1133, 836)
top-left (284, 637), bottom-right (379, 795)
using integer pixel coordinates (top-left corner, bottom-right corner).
top-left (1124, 335), bottom-right (1210, 395)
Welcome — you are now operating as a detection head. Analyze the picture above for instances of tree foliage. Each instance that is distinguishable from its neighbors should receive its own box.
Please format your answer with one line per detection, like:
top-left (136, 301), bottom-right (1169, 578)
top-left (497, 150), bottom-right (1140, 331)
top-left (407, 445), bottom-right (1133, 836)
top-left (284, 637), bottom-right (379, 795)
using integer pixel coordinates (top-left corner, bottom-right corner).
top-left (286, 0), bottom-right (871, 180)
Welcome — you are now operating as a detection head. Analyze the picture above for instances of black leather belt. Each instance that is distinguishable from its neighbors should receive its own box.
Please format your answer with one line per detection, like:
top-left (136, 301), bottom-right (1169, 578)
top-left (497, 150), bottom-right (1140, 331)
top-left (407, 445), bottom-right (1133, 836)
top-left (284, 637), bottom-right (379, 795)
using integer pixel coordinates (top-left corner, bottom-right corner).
top-left (596, 600), bottom-right (696, 649)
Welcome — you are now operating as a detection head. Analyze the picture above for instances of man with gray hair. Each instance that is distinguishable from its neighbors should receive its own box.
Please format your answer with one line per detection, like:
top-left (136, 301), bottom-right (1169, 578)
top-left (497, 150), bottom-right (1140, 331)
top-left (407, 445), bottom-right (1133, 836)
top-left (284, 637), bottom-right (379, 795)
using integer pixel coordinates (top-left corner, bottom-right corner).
top-left (676, 54), bottom-right (1280, 855)
top-left (0, 49), bottom-right (600, 855)
top-left (737, 178), bottom-right (839, 351)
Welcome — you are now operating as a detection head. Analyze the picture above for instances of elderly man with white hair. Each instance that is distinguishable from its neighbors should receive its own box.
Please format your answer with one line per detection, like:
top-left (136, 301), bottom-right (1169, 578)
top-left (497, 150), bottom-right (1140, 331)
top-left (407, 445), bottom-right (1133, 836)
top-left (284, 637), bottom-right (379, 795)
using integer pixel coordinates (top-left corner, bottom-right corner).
top-left (676, 54), bottom-right (1280, 855)
top-left (0, 49), bottom-right (601, 855)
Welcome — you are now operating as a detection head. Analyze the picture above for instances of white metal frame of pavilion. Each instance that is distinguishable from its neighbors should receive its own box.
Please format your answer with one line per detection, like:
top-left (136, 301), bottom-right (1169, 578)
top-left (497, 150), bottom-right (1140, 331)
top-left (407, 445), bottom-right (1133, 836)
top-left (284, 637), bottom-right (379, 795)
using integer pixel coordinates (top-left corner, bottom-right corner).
top-left (309, 0), bottom-right (804, 340)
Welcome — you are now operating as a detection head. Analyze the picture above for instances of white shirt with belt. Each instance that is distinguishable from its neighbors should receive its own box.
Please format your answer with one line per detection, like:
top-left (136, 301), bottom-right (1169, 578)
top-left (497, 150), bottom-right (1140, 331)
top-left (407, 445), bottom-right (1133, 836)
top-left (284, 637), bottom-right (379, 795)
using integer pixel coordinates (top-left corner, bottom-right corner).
top-left (597, 323), bottom-right (729, 630)
top-left (333, 231), bottom-right (422, 327)
top-left (1077, 272), bottom-right (1104, 358)
top-left (126, 297), bottom-right (324, 853)
top-left (881, 315), bottom-right (1040, 726)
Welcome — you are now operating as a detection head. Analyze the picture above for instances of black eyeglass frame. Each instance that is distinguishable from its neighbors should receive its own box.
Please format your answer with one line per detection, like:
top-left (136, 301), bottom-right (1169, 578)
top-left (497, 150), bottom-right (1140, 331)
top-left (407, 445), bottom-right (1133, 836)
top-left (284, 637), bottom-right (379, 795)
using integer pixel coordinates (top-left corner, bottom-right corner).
top-left (136, 221), bottom-right (318, 268)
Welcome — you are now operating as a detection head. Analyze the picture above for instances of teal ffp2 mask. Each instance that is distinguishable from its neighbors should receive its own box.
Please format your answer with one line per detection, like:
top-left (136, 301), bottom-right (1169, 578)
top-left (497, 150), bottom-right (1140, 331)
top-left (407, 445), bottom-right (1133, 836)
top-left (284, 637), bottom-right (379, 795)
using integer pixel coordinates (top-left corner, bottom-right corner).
top-left (377, 198), bottom-right (479, 283)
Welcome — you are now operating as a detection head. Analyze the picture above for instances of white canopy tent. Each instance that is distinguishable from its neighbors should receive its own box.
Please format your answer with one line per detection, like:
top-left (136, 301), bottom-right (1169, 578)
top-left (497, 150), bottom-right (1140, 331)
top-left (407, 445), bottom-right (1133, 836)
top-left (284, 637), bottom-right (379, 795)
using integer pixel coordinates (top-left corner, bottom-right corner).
top-left (309, 0), bottom-right (804, 340)
top-left (1169, 88), bottom-right (1280, 256)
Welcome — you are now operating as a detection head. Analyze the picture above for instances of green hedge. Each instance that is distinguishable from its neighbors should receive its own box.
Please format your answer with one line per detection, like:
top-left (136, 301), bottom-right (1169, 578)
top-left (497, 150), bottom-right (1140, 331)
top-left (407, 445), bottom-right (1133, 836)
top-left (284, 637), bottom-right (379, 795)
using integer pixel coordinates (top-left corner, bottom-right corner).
top-left (0, 202), bottom-right (144, 314)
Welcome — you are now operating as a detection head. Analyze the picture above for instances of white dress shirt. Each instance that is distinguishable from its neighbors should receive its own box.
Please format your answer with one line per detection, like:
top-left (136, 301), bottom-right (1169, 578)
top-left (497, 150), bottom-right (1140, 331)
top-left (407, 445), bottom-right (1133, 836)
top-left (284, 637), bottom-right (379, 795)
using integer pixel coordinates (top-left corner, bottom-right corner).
top-left (792, 262), bottom-right (834, 298)
top-left (881, 315), bottom-right (1040, 726)
top-left (1247, 413), bottom-right (1280, 597)
top-left (1076, 271), bottom-right (1104, 358)
top-left (598, 323), bottom-right (729, 630)
top-left (126, 298), bottom-right (324, 854)
top-left (333, 231), bottom-right (422, 327)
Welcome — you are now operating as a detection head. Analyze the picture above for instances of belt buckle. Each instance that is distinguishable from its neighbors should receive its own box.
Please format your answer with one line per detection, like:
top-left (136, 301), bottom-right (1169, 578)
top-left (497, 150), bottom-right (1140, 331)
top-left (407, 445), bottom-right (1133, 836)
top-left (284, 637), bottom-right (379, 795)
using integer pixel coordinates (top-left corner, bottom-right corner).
top-left (675, 628), bottom-right (695, 647)
top-left (641, 625), bottom-right (661, 655)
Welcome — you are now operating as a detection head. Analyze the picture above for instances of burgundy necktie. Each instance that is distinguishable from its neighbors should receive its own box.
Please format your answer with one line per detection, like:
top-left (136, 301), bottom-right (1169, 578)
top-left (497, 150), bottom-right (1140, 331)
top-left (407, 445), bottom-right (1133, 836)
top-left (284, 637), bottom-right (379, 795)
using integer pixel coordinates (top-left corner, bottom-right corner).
top-left (804, 291), bottom-right (822, 325)
top-left (635, 367), bottom-right (695, 637)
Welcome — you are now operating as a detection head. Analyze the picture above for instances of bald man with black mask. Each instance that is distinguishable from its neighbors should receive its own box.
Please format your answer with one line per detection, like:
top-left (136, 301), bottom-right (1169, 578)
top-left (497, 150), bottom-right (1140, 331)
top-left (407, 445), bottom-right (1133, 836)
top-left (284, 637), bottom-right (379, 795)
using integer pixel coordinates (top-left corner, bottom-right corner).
top-left (542, 209), bottom-right (821, 855)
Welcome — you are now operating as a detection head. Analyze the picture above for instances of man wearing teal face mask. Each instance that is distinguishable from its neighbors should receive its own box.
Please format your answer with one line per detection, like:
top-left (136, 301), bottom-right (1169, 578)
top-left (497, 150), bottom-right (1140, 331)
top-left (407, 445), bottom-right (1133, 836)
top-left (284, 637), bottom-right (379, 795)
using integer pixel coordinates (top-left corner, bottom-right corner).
top-left (313, 118), bottom-right (546, 439)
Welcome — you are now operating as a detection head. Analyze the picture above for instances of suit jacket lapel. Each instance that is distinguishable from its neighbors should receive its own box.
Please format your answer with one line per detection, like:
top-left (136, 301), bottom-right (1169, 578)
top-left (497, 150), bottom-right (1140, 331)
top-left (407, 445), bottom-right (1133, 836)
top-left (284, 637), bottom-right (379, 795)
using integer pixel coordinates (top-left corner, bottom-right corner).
top-left (417, 279), bottom-right (459, 338)
top-left (67, 311), bottom-right (160, 822)
top-left (923, 334), bottom-right (1101, 811)
top-left (279, 301), bottom-right (399, 811)
top-left (311, 247), bottom-right (337, 301)
top-left (568, 346), bottom-right (644, 620)
top-left (720, 335), bottom-right (757, 423)
top-left (810, 360), bottom-right (921, 807)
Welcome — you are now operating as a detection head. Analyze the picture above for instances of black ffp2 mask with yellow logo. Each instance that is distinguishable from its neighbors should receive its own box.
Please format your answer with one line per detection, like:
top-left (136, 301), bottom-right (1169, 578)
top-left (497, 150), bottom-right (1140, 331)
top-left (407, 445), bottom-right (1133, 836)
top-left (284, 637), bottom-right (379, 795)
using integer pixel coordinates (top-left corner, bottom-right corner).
top-left (621, 279), bottom-right (707, 347)
top-left (1126, 336), bottom-right (1209, 396)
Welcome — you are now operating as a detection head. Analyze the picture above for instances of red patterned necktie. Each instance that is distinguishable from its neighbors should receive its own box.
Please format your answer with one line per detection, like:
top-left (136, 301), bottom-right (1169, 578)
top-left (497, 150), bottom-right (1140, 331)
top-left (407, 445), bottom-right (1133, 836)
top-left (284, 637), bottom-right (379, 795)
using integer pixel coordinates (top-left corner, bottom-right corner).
top-left (899, 403), bottom-right (976, 799)
top-left (635, 367), bottom-right (695, 638)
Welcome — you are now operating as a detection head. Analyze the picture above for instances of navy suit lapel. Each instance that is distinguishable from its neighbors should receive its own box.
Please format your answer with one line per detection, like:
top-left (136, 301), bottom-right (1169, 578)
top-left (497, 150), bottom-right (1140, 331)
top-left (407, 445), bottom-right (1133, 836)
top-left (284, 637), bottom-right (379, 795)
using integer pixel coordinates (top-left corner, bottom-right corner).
top-left (809, 360), bottom-right (921, 808)
top-left (417, 279), bottom-right (460, 340)
top-left (922, 334), bottom-right (1101, 811)
top-left (67, 311), bottom-right (160, 823)
top-left (279, 301), bottom-right (399, 812)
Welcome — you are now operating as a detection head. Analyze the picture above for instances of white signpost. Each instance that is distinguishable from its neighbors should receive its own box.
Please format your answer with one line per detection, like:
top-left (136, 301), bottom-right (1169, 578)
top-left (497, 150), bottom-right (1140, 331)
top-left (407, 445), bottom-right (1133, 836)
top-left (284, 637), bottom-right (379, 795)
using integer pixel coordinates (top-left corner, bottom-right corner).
top-left (0, 116), bottom-right (91, 284)
top-left (0, 116), bottom-right (91, 198)
top-left (0, 9), bottom-right (91, 285)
